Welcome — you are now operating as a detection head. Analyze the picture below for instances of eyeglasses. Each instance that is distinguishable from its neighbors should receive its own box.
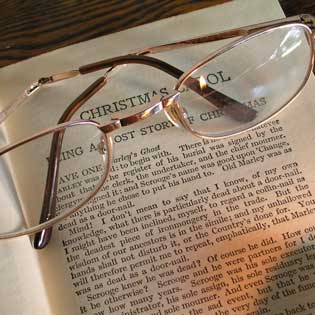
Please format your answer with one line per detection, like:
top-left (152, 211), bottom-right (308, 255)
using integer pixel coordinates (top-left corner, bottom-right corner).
top-left (0, 14), bottom-right (314, 248)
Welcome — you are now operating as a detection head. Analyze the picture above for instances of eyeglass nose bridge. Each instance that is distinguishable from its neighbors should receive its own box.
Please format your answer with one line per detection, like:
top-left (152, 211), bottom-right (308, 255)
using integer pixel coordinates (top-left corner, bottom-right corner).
top-left (163, 97), bottom-right (190, 129)
top-left (99, 91), bottom-right (181, 133)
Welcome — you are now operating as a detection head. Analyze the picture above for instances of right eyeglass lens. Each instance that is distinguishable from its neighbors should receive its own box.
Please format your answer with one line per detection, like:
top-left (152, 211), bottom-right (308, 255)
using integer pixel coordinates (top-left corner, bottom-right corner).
top-left (0, 123), bottom-right (109, 237)
top-left (179, 24), bottom-right (313, 138)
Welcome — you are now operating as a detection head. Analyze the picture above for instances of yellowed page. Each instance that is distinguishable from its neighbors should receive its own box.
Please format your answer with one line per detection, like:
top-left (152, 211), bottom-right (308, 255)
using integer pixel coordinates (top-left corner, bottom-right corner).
top-left (0, 239), bottom-right (51, 315)
top-left (0, 132), bottom-right (51, 314)
top-left (3, 1), bottom-right (315, 315)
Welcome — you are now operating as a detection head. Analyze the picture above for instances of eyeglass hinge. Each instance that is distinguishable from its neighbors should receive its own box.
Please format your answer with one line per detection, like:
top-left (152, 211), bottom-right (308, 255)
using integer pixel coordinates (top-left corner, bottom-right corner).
top-left (26, 70), bottom-right (80, 96)
top-left (26, 77), bottom-right (52, 96)
top-left (26, 81), bottom-right (41, 96)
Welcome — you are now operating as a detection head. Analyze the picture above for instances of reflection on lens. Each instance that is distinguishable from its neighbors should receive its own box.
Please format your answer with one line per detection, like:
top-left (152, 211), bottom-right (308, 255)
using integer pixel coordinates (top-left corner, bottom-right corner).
top-left (0, 123), bottom-right (108, 236)
top-left (179, 24), bottom-right (313, 138)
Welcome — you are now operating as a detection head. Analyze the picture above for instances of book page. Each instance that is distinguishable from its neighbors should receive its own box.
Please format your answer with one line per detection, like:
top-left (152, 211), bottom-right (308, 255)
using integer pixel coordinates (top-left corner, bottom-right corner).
top-left (0, 132), bottom-right (51, 314)
top-left (0, 239), bottom-right (51, 315)
top-left (2, 1), bottom-right (315, 315)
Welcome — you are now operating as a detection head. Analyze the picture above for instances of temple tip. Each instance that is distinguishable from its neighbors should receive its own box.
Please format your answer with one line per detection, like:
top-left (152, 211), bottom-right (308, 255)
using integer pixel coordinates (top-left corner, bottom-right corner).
top-left (33, 228), bottom-right (53, 250)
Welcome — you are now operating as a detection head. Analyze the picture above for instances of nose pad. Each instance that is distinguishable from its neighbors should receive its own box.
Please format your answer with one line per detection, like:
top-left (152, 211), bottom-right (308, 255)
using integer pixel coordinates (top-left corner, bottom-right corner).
top-left (164, 103), bottom-right (189, 128)
top-left (97, 135), bottom-right (107, 155)
top-left (164, 105), bottom-right (181, 127)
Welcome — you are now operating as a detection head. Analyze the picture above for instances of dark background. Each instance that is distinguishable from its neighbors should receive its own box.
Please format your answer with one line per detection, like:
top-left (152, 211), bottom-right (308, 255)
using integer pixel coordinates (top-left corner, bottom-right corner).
top-left (1, 0), bottom-right (314, 68)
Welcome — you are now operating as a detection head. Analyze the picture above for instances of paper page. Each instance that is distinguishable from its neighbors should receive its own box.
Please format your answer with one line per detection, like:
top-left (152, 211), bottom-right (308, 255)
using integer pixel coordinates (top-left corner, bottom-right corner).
top-left (3, 1), bottom-right (315, 315)
top-left (0, 133), bottom-right (51, 314)
top-left (0, 240), bottom-right (51, 315)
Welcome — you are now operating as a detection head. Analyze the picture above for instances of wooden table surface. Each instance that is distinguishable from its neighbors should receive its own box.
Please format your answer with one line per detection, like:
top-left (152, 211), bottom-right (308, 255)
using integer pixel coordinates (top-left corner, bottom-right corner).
top-left (1, 0), bottom-right (315, 68)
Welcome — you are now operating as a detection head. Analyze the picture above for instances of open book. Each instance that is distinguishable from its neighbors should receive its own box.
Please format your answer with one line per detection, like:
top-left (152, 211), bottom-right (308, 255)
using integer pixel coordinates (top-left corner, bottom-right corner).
top-left (1, 0), bottom-right (315, 314)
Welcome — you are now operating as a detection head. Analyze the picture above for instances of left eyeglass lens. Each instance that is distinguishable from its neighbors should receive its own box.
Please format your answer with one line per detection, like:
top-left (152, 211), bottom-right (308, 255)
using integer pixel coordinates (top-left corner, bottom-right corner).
top-left (179, 24), bottom-right (313, 138)
top-left (0, 123), bottom-right (109, 237)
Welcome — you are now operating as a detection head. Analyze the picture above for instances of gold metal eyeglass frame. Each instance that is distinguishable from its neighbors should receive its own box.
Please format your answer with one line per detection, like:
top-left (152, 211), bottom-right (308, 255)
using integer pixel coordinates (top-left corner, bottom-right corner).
top-left (0, 14), bottom-right (314, 248)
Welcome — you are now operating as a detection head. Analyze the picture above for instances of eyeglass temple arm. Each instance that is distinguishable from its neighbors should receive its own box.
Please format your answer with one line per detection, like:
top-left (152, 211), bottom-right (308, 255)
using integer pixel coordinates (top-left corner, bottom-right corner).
top-left (132, 14), bottom-right (314, 55)
top-left (79, 55), bottom-right (256, 122)
top-left (33, 76), bottom-right (107, 249)
top-left (33, 132), bottom-right (63, 248)
top-left (1, 54), bottom-right (251, 130)
top-left (10, 54), bottom-right (253, 130)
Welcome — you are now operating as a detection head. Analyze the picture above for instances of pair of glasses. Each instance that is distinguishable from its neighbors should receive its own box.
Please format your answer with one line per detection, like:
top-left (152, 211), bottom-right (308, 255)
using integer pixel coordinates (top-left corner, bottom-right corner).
top-left (0, 14), bottom-right (314, 249)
